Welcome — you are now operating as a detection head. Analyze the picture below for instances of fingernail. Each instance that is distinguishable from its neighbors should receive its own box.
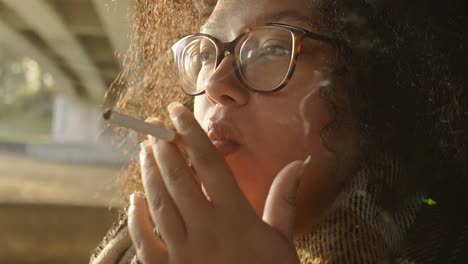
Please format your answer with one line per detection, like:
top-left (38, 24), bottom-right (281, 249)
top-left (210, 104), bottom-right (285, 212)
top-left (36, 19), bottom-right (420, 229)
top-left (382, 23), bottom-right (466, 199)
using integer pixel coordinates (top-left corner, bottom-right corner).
top-left (167, 102), bottom-right (184, 120)
top-left (140, 141), bottom-right (147, 154)
top-left (130, 193), bottom-right (145, 206)
top-left (149, 135), bottom-right (158, 145)
top-left (299, 155), bottom-right (312, 177)
top-left (141, 140), bottom-right (154, 155)
top-left (145, 116), bottom-right (160, 124)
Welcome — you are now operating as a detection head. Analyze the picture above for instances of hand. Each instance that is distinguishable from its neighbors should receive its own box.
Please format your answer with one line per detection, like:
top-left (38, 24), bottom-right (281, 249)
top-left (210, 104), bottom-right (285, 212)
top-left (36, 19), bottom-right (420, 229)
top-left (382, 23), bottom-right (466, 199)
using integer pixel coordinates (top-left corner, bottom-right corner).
top-left (128, 102), bottom-right (307, 264)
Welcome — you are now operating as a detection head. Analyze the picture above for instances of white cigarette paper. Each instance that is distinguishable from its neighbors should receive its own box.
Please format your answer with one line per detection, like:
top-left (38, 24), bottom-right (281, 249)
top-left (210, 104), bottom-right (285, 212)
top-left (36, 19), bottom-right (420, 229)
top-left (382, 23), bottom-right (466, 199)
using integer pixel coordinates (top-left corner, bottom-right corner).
top-left (103, 109), bottom-right (176, 141)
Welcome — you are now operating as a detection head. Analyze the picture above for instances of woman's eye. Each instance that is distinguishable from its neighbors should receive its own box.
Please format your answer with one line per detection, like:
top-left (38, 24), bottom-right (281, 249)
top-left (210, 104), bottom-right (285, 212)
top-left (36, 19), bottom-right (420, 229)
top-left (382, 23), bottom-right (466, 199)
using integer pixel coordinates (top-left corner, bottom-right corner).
top-left (199, 48), bottom-right (216, 63)
top-left (266, 45), bottom-right (290, 55)
top-left (259, 44), bottom-right (291, 57)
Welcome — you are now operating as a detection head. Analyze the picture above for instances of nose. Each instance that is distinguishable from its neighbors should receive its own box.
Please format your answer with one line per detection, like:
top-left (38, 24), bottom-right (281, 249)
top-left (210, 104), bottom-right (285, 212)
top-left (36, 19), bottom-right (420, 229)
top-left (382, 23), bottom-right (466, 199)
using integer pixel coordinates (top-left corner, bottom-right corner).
top-left (203, 55), bottom-right (249, 106)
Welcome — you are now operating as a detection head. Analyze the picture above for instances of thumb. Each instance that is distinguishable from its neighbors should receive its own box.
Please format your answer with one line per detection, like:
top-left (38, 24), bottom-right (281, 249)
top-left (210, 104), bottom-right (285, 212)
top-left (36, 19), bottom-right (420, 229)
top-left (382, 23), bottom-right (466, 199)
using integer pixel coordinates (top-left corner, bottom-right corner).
top-left (262, 155), bottom-right (311, 239)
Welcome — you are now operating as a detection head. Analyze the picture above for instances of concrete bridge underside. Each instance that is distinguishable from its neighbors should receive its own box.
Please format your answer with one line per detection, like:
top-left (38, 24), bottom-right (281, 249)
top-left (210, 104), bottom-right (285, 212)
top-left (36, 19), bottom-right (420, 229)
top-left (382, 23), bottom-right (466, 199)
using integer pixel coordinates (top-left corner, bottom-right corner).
top-left (0, 0), bottom-right (131, 143)
top-left (0, 0), bottom-right (131, 100)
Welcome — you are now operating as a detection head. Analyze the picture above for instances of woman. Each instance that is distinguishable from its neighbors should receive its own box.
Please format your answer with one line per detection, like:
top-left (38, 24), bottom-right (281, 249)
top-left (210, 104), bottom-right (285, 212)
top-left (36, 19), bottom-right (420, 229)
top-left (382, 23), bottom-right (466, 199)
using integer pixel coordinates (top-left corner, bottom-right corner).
top-left (91, 0), bottom-right (467, 263)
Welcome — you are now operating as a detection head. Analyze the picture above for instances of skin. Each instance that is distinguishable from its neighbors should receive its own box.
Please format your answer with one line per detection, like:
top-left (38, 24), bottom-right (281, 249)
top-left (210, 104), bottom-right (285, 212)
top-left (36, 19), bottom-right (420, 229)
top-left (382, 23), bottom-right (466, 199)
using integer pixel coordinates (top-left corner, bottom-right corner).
top-left (194, 0), bottom-right (360, 231)
top-left (128, 0), bottom-right (360, 263)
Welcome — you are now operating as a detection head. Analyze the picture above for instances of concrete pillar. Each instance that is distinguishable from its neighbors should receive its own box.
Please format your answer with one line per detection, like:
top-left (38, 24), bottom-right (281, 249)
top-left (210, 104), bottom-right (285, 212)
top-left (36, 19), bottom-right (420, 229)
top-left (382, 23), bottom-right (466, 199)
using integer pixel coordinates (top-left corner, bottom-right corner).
top-left (52, 94), bottom-right (102, 144)
top-left (29, 94), bottom-right (130, 164)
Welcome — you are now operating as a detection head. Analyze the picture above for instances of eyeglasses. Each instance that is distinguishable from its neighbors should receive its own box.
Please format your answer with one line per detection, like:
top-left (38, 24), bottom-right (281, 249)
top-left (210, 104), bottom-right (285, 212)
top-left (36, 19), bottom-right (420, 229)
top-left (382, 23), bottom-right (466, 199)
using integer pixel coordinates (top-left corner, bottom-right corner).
top-left (171, 23), bottom-right (336, 96)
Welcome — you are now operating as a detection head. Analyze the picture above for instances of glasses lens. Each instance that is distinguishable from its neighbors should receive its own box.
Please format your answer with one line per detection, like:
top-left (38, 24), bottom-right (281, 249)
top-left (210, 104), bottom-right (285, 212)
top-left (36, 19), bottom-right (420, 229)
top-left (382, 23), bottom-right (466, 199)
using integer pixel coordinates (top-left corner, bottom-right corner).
top-left (236, 26), bottom-right (294, 91)
top-left (173, 36), bottom-right (217, 95)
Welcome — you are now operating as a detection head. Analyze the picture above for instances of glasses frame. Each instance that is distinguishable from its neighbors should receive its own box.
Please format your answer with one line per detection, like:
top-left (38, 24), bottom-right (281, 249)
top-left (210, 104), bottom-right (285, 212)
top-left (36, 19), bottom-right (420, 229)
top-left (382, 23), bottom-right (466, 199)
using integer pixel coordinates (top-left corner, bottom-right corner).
top-left (172, 23), bottom-right (337, 96)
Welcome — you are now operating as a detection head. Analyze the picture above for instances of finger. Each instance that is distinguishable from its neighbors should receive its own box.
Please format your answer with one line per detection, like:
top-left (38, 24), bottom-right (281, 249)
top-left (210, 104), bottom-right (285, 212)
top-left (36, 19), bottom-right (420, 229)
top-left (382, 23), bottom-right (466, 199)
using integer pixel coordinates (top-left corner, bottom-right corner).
top-left (150, 136), bottom-right (211, 218)
top-left (146, 118), bottom-right (210, 221)
top-left (140, 141), bottom-right (186, 248)
top-left (262, 156), bottom-right (310, 239)
top-left (128, 193), bottom-right (167, 263)
top-left (166, 102), bottom-right (248, 208)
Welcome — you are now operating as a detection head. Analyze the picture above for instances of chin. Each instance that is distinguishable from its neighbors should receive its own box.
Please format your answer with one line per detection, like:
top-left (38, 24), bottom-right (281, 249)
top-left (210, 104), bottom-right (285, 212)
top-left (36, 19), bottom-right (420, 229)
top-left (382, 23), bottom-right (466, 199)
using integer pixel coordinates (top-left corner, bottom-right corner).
top-left (225, 155), bottom-right (276, 211)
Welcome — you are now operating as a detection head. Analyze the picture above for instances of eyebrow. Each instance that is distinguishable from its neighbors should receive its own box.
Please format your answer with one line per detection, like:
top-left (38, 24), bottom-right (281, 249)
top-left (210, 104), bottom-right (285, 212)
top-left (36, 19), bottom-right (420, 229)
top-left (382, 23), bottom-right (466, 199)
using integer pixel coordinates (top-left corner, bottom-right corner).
top-left (201, 9), bottom-right (313, 32)
top-left (262, 10), bottom-right (312, 24)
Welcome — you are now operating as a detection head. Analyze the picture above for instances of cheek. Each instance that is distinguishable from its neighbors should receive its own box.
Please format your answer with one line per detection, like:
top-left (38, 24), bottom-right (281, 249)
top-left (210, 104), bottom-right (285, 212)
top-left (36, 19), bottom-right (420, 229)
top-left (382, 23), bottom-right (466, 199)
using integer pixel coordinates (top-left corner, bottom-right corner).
top-left (256, 83), bottom-right (332, 145)
top-left (252, 98), bottom-right (301, 128)
top-left (248, 89), bottom-right (333, 165)
top-left (300, 88), bottom-right (334, 139)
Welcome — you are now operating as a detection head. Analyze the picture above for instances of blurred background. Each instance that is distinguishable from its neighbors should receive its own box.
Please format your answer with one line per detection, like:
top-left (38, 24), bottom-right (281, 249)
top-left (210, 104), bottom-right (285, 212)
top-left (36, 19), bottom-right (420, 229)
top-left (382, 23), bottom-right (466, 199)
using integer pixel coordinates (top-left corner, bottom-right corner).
top-left (0, 0), bottom-right (132, 263)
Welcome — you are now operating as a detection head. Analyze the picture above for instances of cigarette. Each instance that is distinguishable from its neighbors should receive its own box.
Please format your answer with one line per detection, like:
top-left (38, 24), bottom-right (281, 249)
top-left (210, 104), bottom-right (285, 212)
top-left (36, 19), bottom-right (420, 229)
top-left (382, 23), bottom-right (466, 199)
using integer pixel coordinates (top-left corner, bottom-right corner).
top-left (102, 109), bottom-right (177, 142)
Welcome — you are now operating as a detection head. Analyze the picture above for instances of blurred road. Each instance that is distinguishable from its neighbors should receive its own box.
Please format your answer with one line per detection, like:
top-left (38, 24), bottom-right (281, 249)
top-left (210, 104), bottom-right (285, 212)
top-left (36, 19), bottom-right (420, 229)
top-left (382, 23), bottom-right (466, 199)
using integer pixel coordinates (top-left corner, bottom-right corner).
top-left (0, 152), bottom-right (123, 206)
top-left (0, 204), bottom-right (119, 264)
top-left (0, 152), bottom-right (125, 263)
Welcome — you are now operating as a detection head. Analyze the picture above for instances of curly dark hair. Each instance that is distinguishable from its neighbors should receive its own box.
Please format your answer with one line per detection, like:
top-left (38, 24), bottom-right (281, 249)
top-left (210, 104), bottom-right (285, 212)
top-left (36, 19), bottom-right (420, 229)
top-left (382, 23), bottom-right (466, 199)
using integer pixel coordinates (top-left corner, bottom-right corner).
top-left (308, 0), bottom-right (467, 209)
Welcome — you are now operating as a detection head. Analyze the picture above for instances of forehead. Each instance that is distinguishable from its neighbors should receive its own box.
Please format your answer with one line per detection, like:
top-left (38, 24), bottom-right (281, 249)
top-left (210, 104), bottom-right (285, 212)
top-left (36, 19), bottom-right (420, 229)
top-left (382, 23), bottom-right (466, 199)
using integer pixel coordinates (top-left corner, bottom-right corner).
top-left (201, 0), bottom-right (320, 40)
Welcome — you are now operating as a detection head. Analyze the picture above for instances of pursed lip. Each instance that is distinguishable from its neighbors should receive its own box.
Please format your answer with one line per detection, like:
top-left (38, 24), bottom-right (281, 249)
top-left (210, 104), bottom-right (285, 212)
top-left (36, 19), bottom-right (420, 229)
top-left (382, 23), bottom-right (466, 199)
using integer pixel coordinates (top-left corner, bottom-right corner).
top-left (206, 121), bottom-right (241, 156)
